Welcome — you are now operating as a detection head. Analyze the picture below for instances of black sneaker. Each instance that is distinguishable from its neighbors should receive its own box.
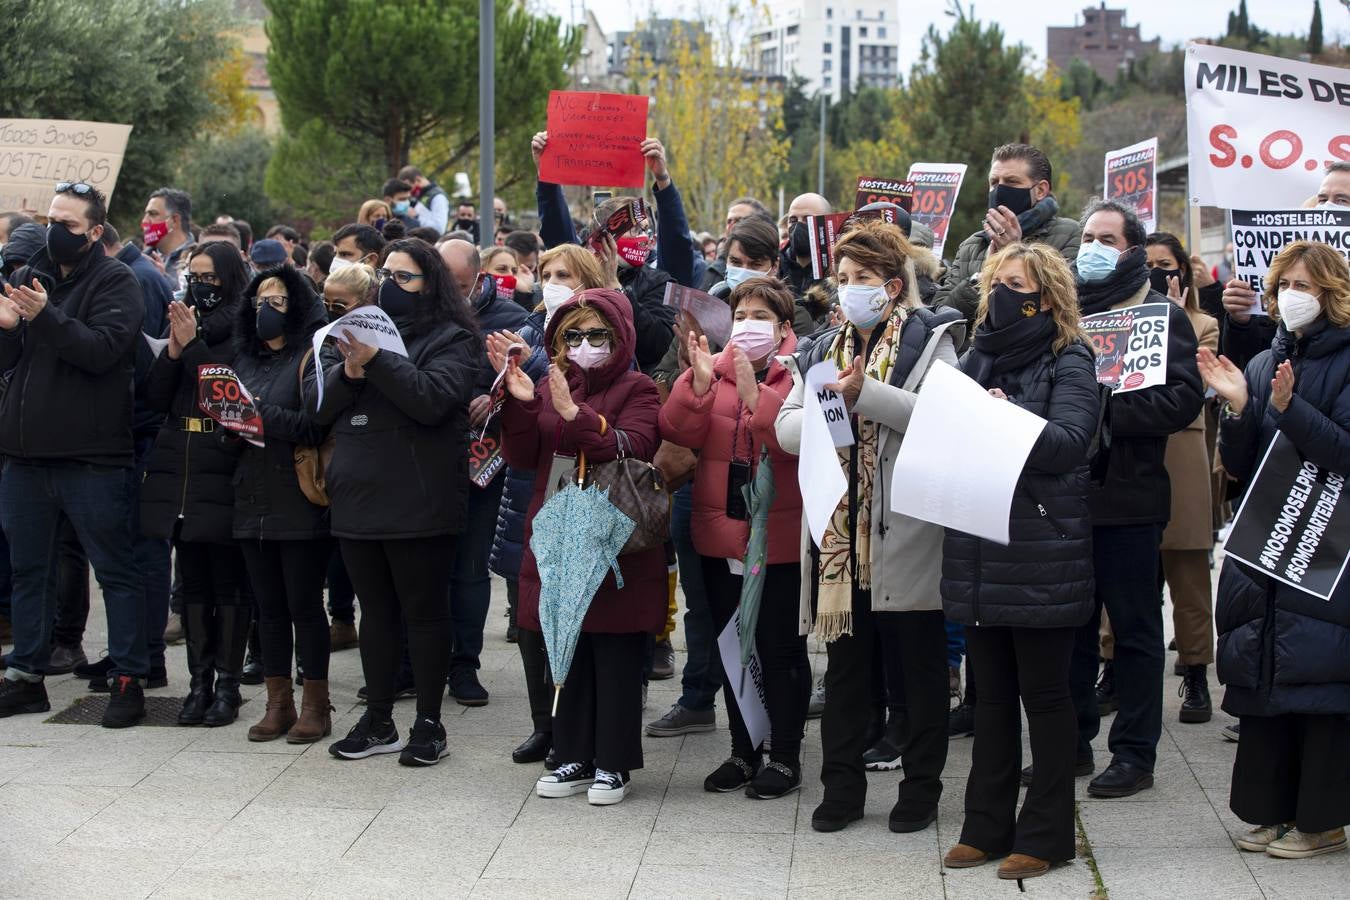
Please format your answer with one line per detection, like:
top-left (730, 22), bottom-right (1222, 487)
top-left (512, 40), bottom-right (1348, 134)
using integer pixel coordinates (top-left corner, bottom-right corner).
top-left (74, 655), bottom-right (113, 680)
top-left (536, 761), bottom-right (596, 798)
top-left (1178, 665), bottom-right (1212, 723)
top-left (1221, 721), bottom-right (1240, 742)
top-left (746, 760), bottom-right (801, 800)
top-left (704, 755), bottom-right (759, 793)
top-left (399, 716), bottom-right (449, 767)
top-left (357, 682), bottom-right (417, 703)
top-left (102, 676), bottom-right (145, 728)
top-left (1096, 661), bottom-right (1118, 715)
top-left (0, 677), bottom-right (50, 717)
top-left (328, 711), bottom-right (404, 760)
top-left (948, 702), bottom-right (975, 738)
top-left (448, 666), bottom-right (489, 707)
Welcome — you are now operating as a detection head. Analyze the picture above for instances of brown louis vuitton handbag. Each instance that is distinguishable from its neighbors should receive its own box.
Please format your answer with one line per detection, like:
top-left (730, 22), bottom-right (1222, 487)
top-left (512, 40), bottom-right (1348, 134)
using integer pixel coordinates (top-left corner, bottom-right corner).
top-left (555, 429), bottom-right (671, 556)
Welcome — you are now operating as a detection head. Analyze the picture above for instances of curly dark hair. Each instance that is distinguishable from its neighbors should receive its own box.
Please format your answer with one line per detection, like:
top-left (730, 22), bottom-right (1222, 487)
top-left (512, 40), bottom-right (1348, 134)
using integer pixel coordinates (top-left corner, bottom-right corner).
top-left (380, 238), bottom-right (480, 339)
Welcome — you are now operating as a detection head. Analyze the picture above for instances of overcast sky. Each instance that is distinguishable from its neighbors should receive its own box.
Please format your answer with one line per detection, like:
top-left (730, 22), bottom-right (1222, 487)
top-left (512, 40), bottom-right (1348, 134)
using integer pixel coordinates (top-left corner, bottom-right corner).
top-left (540, 0), bottom-right (1346, 66)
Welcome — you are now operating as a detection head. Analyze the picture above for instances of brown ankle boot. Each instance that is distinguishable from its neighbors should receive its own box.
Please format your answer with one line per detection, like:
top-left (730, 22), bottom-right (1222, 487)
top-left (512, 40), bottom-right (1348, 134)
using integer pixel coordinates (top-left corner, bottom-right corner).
top-left (247, 676), bottom-right (297, 742)
top-left (288, 678), bottom-right (333, 744)
top-left (997, 853), bottom-right (1050, 880)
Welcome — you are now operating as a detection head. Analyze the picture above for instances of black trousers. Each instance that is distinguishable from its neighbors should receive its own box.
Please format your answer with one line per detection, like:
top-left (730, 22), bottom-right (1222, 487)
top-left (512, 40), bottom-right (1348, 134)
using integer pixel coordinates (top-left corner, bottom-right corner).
top-left (339, 535), bottom-right (456, 721)
top-left (326, 546), bottom-right (356, 623)
top-left (1231, 713), bottom-right (1350, 833)
top-left (174, 535), bottom-right (248, 676)
top-left (961, 624), bottom-right (1078, 862)
top-left (702, 556), bottom-right (810, 762)
top-left (820, 590), bottom-right (949, 813)
top-left (511, 579), bottom-right (554, 734)
top-left (241, 538), bottom-right (333, 680)
top-left (552, 631), bottom-right (645, 773)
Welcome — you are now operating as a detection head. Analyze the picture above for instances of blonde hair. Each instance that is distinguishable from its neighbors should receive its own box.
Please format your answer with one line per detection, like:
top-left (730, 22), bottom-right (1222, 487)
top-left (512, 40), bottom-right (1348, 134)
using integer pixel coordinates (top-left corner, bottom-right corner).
top-left (480, 246), bottom-right (517, 271)
top-left (324, 263), bottom-right (378, 307)
top-left (1266, 240), bottom-right (1350, 328)
top-left (357, 199), bottom-right (391, 226)
top-left (535, 244), bottom-right (607, 313)
top-left (832, 219), bottom-right (922, 310)
top-left (978, 243), bottom-right (1086, 353)
top-left (549, 301), bottom-right (614, 371)
top-left (255, 276), bottom-right (287, 299)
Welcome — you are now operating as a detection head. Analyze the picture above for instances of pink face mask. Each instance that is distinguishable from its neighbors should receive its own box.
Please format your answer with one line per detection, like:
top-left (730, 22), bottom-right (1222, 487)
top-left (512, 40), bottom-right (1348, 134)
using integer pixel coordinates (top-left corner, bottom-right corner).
top-left (728, 319), bottom-right (780, 361)
top-left (567, 341), bottom-right (611, 370)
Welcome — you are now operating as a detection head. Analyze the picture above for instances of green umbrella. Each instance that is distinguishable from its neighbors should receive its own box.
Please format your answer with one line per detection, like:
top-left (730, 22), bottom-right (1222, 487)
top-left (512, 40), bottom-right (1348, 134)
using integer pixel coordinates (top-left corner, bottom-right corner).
top-left (737, 448), bottom-right (777, 671)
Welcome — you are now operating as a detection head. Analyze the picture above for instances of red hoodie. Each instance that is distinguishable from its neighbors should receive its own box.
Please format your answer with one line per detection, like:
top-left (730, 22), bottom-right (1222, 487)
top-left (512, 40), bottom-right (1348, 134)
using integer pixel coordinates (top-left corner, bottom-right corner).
top-left (501, 289), bottom-right (667, 635)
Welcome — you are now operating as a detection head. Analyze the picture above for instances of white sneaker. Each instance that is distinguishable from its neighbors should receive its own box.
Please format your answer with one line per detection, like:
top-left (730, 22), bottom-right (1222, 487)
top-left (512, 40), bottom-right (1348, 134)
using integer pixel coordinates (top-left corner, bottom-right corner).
top-left (1235, 822), bottom-right (1293, 852)
top-left (536, 762), bottom-right (595, 798)
top-left (588, 768), bottom-right (628, 805)
top-left (1266, 826), bottom-right (1347, 859)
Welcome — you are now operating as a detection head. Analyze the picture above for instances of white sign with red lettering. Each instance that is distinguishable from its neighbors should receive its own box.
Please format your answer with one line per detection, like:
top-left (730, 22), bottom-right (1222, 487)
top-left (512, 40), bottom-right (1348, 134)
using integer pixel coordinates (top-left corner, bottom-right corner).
top-left (1185, 42), bottom-right (1350, 209)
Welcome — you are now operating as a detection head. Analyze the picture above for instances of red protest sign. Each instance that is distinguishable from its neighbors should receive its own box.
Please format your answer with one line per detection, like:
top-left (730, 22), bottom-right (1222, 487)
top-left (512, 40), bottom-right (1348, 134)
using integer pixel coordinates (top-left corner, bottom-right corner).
top-left (197, 364), bottom-right (264, 447)
top-left (855, 177), bottom-right (913, 212)
top-left (539, 91), bottom-right (649, 189)
top-left (905, 163), bottom-right (968, 258)
top-left (1104, 137), bottom-right (1158, 232)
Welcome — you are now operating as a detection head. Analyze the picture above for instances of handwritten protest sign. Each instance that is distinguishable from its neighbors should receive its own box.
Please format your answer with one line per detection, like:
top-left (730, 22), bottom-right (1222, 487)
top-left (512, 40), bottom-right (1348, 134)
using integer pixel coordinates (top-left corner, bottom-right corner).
top-left (1231, 208), bottom-right (1350, 303)
top-left (1080, 302), bottom-right (1171, 394)
top-left (663, 283), bottom-right (732, 347)
top-left (1104, 137), bottom-right (1158, 232)
top-left (538, 91), bottom-right (649, 189)
top-left (1224, 433), bottom-right (1350, 600)
top-left (197, 365), bottom-right (263, 448)
top-left (1185, 43), bottom-right (1350, 209)
top-left (0, 119), bottom-right (133, 214)
top-left (310, 306), bottom-right (409, 405)
top-left (856, 176), bottom-right (913, 212)
top-left (905, 163), bottom-right (967, 258)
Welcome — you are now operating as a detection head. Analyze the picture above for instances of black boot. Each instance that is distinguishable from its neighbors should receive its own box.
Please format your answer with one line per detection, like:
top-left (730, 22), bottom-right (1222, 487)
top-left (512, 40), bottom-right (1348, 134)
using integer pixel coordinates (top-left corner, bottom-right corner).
top-left (177, 604), bottom-right (215, 726)
top-left (203, 605), bottom-right (250, 727)
top-left (240, 614), bottom-right (263, 686)
top-left (1178, 664), bottom-right (1212, 724)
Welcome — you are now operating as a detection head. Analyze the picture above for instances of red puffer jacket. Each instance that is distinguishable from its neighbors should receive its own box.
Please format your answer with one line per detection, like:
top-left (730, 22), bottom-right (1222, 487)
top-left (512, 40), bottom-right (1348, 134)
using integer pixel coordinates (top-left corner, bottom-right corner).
top-left (501, 289), bottom-right (667, 634)
top-left (659, 332), bottom-right (802, 564)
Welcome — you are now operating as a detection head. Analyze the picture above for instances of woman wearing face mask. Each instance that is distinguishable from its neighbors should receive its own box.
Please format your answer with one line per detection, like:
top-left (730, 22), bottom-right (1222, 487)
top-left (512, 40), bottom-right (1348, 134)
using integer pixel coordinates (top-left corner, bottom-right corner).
top-left (357, 200), bottom-right (392, 233)
top-left (230, 265), bottom-right (332, 742)
top-left (939, 243), bottom-right (1100, 881)
top-left (1142, 233), bottom-right (1220, 725)
top-left (660, 276), bottom-right (810, 798)
top-left (498, 289), bottom-right (664, 805)
top-left (1199, 241), bottom-right (1350, 861)
top-left (317, 239), bottom-right (480, 768)
top-left (486, 243), bottom-right (608, 766)
top-left (140, 242), bottom-right (252, 727)
top-left (775, 220), bottom-right (966, 834)
top-left (320, 261), bottom-right (377, 322)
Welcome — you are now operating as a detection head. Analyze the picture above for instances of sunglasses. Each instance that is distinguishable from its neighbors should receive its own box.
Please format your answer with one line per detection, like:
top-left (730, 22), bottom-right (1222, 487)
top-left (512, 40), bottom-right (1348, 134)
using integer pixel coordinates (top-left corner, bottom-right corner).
top-left (323, 297), bottom-right (354, 314)
top-left (562, 328), bottom-right (611, 348)
top-left (376, 268), bottom-right (424, 286)
top-left (54, 182), bottom-right (94, 195)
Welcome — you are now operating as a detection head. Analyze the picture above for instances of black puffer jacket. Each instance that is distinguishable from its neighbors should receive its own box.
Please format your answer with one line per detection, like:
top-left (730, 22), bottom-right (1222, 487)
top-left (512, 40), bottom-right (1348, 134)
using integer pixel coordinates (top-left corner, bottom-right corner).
top-left (314, 310), bottom-right (480, 540)
top-left (1216, 320), bottom-right (1350, 718)
top-left (231, 266), bottom-right (329, 541)
top-left (139, 291), bottom-right (245, 542)
top-left (620, 263), bottom-right (678, 375)
top-left (941, 341), bottom-right (1100, 628)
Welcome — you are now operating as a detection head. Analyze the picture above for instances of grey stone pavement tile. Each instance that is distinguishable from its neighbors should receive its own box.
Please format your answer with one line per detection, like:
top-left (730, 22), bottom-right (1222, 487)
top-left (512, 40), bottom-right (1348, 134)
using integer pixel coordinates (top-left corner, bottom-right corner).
top-left (0, 572), bottom-right (1337, 898)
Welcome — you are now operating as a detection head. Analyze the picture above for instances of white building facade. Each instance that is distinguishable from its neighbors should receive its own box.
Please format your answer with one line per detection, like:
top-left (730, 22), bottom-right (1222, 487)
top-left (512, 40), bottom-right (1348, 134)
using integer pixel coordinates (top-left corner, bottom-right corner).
top-left (750, 0), bottom-right (900, 102)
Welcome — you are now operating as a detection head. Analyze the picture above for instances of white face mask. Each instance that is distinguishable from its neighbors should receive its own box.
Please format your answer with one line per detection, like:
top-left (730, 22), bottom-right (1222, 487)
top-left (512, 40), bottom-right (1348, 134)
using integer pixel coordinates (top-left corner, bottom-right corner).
top-left (837, 282), bottom-right (893, 329)
top-left (1317, 201), bottom-right (1350, 211)
top-left (328, 255), bottom-right (354, 274)
top-left (1278, 288), bottom-right (1322, 331)
top-left (541, 281), bottom-right (574, 322)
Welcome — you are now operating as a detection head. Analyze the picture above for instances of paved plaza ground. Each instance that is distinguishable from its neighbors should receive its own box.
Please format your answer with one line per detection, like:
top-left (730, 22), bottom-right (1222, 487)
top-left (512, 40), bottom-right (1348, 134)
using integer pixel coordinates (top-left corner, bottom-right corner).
top-left (1, 568), bottom-right (1345, 899)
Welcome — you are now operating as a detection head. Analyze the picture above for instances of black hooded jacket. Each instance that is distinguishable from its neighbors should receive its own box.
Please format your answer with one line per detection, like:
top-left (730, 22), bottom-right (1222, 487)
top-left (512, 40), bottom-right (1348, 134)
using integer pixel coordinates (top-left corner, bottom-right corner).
top-left (139, 282), bottom-right (245, 542)
top-left (230, 266), bottom-right (330, 541)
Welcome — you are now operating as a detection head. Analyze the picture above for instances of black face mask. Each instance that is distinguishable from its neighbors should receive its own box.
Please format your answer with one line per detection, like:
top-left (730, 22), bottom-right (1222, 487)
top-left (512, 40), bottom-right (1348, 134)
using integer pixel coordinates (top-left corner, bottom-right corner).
top-left (788, 221), bottom-right (811, 260)
top-left (378, 278), bottom-right (417, 319)
top-left (1148, 266), bottom-right (1187, 297)
top-left (256, 304), bottom-right (286, 341)
top-left (188, 281), bottom-right (223, 312)
top-left (46, 222), bottom-right (91, 267)
top-left (987, 184), bottom-right (1035, 217)
top-left (455, 217), bottom-right (476, 230)
top-left (987, 283), bottom-right (1043, 330)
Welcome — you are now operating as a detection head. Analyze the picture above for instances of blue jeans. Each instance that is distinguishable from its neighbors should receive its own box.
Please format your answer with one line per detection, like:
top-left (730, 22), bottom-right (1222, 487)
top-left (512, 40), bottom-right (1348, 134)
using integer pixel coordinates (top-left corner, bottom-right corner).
top-left (448, 475), bottom-right (502, 671)
top-left (1071, 523), bottom-right (1165, 771)
top-left (1, 461), bottom-right (148, 678)
top-left (673, 482), bottom-right (721, 711)
top-left (944, 619), bottom-right (966, 669)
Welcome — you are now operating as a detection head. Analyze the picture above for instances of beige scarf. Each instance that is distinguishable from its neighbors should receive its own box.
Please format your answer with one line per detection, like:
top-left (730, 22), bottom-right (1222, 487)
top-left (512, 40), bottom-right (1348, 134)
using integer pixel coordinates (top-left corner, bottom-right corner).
top-left (814, 307), bottom-right (906, 642)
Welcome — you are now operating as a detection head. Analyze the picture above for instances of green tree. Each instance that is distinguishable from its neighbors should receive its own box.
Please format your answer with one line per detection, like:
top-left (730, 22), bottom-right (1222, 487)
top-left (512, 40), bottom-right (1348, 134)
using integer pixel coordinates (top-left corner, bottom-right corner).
top-left (0, 0), bottom-right (234, 226)
top-left (1309, 0), bottom-right (1324, 55)
top-left (265, 0), bottom-right (580, 178)
top-left (177, 129), bottom-right (277, 231)
top-left (265, 120), bottom-right (385, 230)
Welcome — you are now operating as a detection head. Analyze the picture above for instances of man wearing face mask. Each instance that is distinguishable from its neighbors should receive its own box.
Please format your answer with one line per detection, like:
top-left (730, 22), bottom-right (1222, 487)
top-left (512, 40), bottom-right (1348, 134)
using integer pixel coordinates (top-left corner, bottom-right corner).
top-left (935, 144), bottom-right (1082, 341)
top-left (0, 183), bottom-right (148, 727)
top-left (330, 223), bottom-right (387, 276)
top-left (141, 187), bottom-right (196, 289)
top-left (382, 178), bottom-right (416, 227)
top-left (779, 193), bottom-right (833, 299)
top-left (397, 165), bottom-right (450, 235)
top-left (1067, 199), bottom-right (1203, 800)
top-left (454, 202), bottom-right (481, 244)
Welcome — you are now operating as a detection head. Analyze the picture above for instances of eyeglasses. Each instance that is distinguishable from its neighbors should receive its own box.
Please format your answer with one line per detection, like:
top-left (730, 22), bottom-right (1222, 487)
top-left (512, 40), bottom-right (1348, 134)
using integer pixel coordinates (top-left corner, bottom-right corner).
top-left (54, 182), bottom-right (94, 195)
top-left (187, 273), bottom-right (221, 286)
top-left (254, 294), bottom-right (288, 311)
top-left (376, 268), bottom-right (424, 286)
top-left (561, 328), bottom-right (611, 348)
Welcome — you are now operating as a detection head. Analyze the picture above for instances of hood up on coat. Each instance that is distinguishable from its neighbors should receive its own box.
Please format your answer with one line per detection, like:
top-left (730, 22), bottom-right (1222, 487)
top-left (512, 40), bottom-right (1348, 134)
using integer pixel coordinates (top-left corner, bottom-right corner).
top-left (542, 287), bottom-right (638, 392)
top-left (236, 263), bottom-right (328, 357)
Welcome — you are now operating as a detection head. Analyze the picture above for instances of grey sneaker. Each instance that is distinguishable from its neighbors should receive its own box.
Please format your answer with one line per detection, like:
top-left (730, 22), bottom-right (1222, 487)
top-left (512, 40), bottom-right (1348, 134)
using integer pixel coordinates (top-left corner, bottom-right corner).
top-left (47, 644), bottom-right (87, 675)
top-left (645, 702), bottom-right (715, 737)
top-left (1236, 822), bottom-right (1293, 852)
top-left (1265, 827), bottom-right (1347, 859)
top-left (807, 678), bottom-right (825, 719)
top-left (163, 612), bottom-right (185, 645)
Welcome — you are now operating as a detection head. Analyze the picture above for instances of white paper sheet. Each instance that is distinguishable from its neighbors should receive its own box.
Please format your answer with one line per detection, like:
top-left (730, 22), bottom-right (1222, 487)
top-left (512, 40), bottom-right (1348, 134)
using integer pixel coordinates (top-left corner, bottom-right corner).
top-left (717, 609), bottom-right (770, 751)
top-left (803, 360), bottom-right (854, 448)
top-left (798, 362), bottom-right (849, 549)
top-left (889, 361), bottom-right (1047, 545)
top-left (310, 306), bottom-right (409, 405)
top-left (143, 333), bottom-right (169, 358)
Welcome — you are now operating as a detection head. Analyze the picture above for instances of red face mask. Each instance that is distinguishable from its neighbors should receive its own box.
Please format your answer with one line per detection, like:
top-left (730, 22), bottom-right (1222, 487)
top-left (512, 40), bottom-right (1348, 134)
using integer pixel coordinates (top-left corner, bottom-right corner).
top-left (616, 236), bottom-right (653, 267)
top-left (492, 274), bottom-right (517, 298)
top-left (142, 219), bottom-right (169, 247)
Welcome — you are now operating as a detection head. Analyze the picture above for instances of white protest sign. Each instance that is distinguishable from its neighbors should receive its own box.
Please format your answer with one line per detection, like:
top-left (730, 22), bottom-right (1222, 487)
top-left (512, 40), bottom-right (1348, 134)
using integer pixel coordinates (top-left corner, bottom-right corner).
top-left (1079, 302), bottom-right (1172, 394)
top-left (310, 306), bottom-right (409, 405)
top-left (0, 119), bottom-right (133, 213)
top-left (1231, 208), bottom-right (1350, 306)
top-left (717, 610), bottom-right (770, 751)
top-left (804, 360), bottom-right (854, 449)
top-left (798, 362), bottom-right (849, 549)
top-left (890, 361), bottom-right (1046, 545)
top-left (1104, 137), bottom-right (1158, 233)
top-left (1185, 42), bottom-right (1350, 209)
top-left (905, 162), bottom-right (967, 258)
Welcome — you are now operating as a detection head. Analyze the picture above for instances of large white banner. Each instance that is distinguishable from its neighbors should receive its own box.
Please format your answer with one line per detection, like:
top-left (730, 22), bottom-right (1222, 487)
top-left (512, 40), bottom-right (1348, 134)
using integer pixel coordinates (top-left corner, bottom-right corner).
top-left (1185, 42), bottom-right (1350, 209)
